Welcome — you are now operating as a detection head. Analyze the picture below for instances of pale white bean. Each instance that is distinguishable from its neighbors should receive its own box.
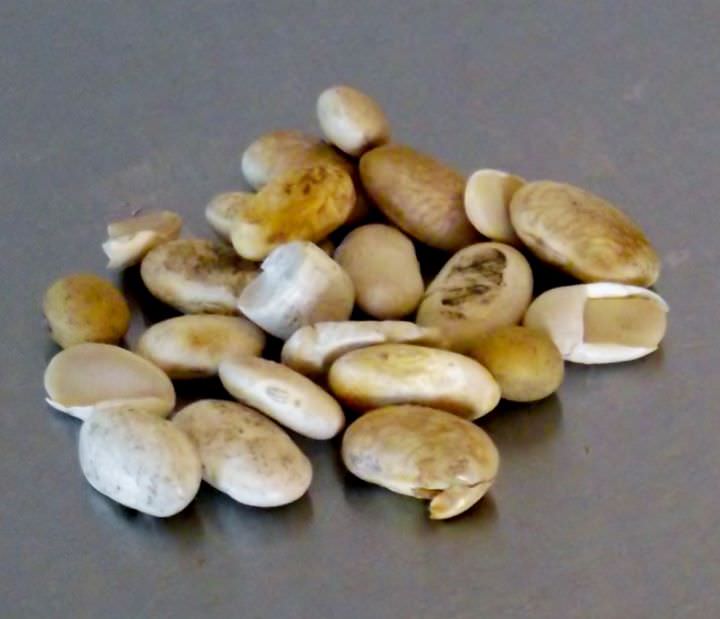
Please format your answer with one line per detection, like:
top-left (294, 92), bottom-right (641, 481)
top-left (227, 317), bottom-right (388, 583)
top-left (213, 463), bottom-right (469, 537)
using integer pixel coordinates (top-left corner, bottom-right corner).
top-left (173, 400), bottom-right (312, 508)
top-left (79, 407), bottom-right (201, 517)
top-left (237, 241), bottom-right (355, 340)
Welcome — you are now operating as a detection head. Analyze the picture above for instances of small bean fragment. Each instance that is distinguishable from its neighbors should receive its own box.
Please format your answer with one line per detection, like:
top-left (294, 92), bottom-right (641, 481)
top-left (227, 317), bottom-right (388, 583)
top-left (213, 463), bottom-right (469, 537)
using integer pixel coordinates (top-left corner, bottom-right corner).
top-left (237, 241), bottom-right (355, 340)
top-left (103, 210), bottom-right (182, 269)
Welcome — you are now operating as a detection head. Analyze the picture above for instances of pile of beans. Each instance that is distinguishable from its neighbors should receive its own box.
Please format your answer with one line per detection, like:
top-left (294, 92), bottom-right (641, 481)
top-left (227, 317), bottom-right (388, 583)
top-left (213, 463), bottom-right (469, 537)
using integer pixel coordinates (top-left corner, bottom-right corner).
top-left (42, 85), bottom-right (667, 521)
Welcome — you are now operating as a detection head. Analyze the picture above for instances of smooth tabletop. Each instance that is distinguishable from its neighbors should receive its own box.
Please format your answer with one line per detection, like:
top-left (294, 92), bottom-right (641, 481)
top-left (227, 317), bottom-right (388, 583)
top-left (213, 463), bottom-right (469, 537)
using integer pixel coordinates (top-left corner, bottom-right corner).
top-left (1, 2), bottom-right (719, 617)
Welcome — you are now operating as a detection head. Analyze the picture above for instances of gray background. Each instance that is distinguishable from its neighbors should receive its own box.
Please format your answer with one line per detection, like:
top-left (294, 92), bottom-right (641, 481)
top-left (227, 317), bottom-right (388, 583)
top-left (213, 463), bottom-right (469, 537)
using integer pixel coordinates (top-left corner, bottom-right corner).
top-left (1, 1), bottom-right (718, 617)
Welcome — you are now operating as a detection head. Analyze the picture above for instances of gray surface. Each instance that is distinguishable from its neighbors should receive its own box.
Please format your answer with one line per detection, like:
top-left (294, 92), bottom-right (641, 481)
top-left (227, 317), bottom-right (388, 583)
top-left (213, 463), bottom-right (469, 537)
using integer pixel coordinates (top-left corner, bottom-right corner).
top-left (1, 1), bottom-right (719, 617)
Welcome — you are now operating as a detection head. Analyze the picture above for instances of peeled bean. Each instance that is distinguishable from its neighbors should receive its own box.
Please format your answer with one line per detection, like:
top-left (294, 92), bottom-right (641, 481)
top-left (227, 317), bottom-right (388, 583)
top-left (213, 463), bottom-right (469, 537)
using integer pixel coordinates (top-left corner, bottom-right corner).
top-left (44, 343), bottom-right (175, 420)
top-left (237, 241), bottom-right (355, 340)
top-left (523, 282), bottom-right (668, 364)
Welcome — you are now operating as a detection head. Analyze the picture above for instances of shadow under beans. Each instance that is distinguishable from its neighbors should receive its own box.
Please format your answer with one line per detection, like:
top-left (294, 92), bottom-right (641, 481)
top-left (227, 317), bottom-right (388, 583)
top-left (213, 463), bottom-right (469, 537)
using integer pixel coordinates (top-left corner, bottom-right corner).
top-left (194, 482), bottom-right (315, 544)
top-left (338, 468), bottom-right (500, 532)
top-left (261, 333), bottom-right (285, 363)
top-left (414, 242), bottom-right (454, 283)
top-left (417, 493), bottom-right (500, 533)
top-left (120, 266), bottom-right (179, 328)
top-left (84, 484), bottom-right (206, 547)
top-left (172, 376), bottom-right (229, 409)
top-left (480, 394), bottom-right (564, 454)
top-left (46, 405), bottom-right (83, 442)
top-left (43, 337), bottom-right (61, 363)
top-left (566, 345), bottom-right (667, 385)
top-left (527, 255), bottom-right (578, 296)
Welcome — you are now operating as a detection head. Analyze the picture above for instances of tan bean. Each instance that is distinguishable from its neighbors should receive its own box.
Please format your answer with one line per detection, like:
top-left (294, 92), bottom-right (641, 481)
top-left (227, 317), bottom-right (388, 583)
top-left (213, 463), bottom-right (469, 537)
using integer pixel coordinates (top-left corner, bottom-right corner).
top-left (510, 180), bottom-right (660, 286)
top-left (43, 273), bottom-right (130, 348)
top-left (416, 242), bottom-right (533, 353)
top-left (231, 165), bottom-right (354, 261)
top-left (136, 315), bottom-right (265, 379)
top-left (342, 405), bottom-right (499, 519)
top-left (471, 325), bottom-right (564, 402)
top-left (334, 224), bottom-right (423, 319)
top-left (140, 239), bottom-right (257, 314)
top-left (359, 144), bottom-right (478, 251)
top-left (328, 344), bottom-right (500, 420)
